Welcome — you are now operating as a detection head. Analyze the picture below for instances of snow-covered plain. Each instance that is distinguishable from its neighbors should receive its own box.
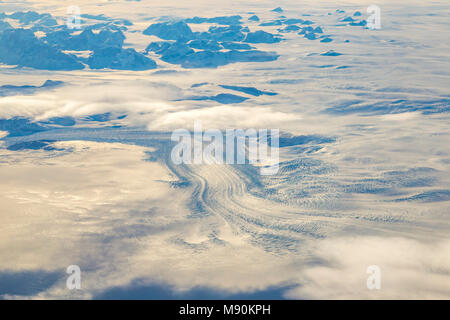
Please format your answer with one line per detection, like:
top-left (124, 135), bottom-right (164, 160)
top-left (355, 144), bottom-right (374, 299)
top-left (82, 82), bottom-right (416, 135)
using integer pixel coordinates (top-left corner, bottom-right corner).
top-left (0, 0), bottom-right (449, 299)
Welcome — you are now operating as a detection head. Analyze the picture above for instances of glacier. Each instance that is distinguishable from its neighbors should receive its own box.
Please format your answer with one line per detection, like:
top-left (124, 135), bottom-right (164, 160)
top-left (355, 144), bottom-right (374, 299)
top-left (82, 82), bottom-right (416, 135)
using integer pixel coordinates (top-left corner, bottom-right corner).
top-left (0, 0), bottom-right (449, 301)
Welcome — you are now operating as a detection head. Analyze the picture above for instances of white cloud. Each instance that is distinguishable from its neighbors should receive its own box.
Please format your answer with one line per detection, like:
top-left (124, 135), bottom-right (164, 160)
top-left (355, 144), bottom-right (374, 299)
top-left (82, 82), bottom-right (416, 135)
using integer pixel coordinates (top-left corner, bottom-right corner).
top-left (0, 81), bottom-right (300, 131)
top-left (286, 237), bottom-right (450, 299)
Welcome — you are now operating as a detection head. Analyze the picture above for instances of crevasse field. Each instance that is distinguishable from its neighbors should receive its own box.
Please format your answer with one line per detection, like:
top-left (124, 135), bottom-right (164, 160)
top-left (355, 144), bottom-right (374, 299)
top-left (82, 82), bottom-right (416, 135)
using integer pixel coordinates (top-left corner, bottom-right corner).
top-left (0, 0), bottom-right (449, 299)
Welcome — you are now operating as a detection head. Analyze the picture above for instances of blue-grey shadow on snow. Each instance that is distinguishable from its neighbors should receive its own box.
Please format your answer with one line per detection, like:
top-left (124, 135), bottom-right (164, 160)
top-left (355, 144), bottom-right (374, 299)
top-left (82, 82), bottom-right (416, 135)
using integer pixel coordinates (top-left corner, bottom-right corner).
top-left (94, 280), bottom-right (294, 300)
top-left (0, 270), bottom-right (63, 297)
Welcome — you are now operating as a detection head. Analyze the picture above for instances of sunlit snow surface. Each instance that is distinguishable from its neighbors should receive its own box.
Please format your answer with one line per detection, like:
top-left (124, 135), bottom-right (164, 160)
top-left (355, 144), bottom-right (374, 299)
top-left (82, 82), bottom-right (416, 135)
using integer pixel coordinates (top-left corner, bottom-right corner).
top-left (0, 0), bottom-right (449, 299)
